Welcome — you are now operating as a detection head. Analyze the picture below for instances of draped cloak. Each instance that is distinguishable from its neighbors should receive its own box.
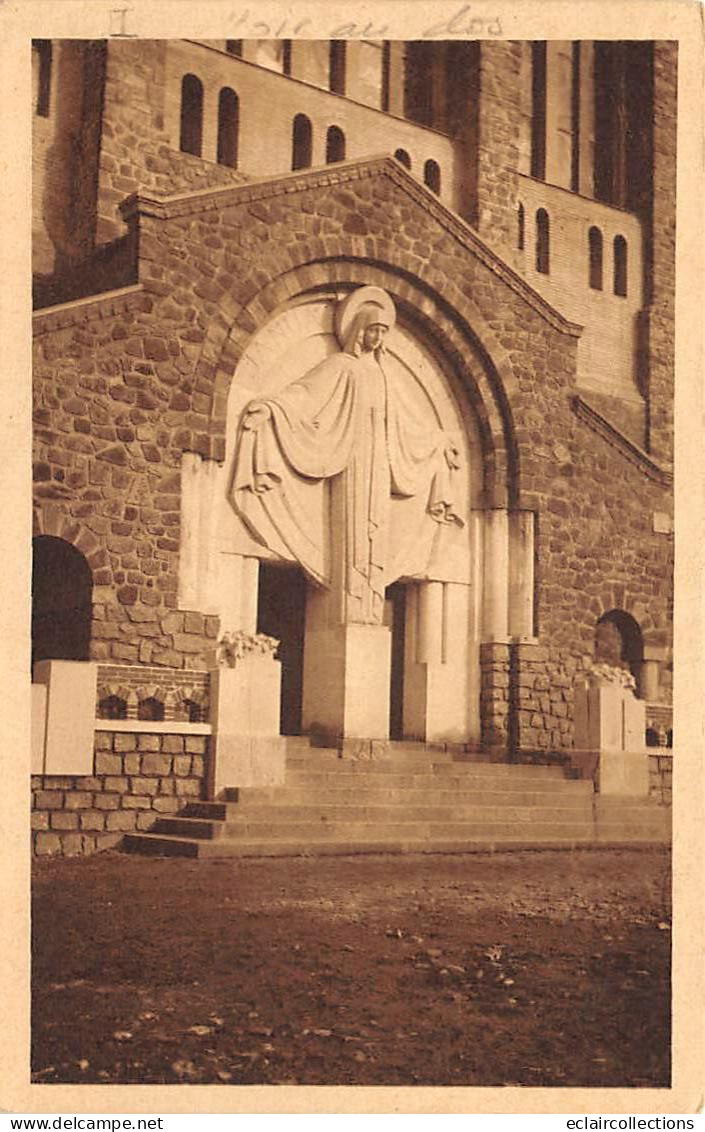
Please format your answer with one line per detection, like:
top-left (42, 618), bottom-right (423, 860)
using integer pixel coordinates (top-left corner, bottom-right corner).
top-left (231, 348), bottom-right (462, 624)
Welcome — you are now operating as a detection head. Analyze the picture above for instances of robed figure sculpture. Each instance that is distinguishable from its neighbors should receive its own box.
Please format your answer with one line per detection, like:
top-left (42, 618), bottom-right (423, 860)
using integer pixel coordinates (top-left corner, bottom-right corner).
top-left (231, 286), bottom-right (463, 625)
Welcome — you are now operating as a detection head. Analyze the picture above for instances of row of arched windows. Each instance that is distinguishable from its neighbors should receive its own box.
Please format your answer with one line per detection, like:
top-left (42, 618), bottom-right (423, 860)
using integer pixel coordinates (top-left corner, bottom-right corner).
top-left (180, 75), bottom-right (444, 191)
top-left (99, 694), bottom-right (205, 723)
top-left (180, 74), bottom-right (241, 169)
top-left (589, 227), bottom-right (628, 296)
top-left (393, 149), bottom-right (441, 195)
top-left (517, 203), bottom-right (628, 294)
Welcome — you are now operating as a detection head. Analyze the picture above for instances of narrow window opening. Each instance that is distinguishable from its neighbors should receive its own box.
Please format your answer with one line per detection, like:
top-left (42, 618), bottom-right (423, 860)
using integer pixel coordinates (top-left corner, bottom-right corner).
top-left (531, 42), bottom-right (547, 181)
top-left (517, 203), bottom-right (525, 250)
top-left (571, 41), bottom-right (581, 193)
top-left (381, 41), bottom-right (391, 111)
top-left (326, 125), bottom-right (346, 164)
top-left (589, 226), bottom-right (603, 290)
top-left (282, 40), bottom-right (292, 76)
top-left (225, 41), bottom-right (242, 56)
top-left (292, 113), bottom-right (313, 170)
top-left (217, 87), bottom-right (239, 168)
top-left (394, 148), bottom-right (411, 169)
top-left (33, 40), bottom-right (52, 118)
top-left (180, 73), bottom-right (204, 157)
top-left (613, 235), bottom-right (628, 296)
top-left (424, 159), bottom-right (441, 195)
top-left (536, 208), bottom-right (550, 274)
top-left (329, 41), bottom-right (346, 94)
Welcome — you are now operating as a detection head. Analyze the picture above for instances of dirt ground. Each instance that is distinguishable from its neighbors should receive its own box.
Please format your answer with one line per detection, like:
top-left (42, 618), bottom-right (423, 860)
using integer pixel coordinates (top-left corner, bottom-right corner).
top-left (32, 847), bottom-right (671, 1088)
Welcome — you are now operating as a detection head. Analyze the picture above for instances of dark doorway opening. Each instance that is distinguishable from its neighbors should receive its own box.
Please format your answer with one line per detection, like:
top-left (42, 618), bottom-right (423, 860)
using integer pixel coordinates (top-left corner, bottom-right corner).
top-left (385, 582), bottom-right (407, 740)
top-left (31, 535), bottom-right (92, 669)
top-left (256, 562), bottom-right (306, 736)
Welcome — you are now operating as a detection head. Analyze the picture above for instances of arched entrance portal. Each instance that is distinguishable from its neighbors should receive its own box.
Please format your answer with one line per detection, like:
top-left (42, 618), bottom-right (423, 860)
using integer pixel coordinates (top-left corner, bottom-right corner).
top-left (218, 286), bottom-right (485, 746)
top-left (31, 535), bottom-right (92, 668)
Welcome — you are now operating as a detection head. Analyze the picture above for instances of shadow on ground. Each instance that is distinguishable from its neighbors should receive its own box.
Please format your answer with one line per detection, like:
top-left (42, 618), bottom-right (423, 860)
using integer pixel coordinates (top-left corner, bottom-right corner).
top-left (32, 847), bottom-right (671, 1087)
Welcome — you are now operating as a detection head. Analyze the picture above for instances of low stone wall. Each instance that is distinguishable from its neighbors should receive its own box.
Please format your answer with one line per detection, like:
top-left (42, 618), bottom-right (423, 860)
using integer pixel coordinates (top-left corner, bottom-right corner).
top-left (648, 751), bottom-right (672, 805)
top-left (31, 730), bottom-right (209, 856)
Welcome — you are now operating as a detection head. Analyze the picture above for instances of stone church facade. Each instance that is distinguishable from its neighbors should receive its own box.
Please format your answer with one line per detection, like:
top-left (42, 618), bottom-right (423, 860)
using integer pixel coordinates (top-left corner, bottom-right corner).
top-left (31, 38), bottom-right (675, 855)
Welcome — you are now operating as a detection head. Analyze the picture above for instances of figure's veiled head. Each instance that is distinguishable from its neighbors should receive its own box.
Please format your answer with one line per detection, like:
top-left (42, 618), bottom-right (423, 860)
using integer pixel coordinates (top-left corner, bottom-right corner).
top-left (335, 286), bottom-right (396, 357)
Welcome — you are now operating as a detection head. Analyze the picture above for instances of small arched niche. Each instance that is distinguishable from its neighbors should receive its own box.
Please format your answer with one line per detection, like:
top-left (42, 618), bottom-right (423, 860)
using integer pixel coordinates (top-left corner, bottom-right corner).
top-left (595, 609), bottom-right (644, 693)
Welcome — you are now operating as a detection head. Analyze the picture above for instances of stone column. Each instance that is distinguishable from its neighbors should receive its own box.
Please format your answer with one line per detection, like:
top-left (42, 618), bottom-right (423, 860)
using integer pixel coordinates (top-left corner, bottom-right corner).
top-left (402, 581), bottom-right (477, 745)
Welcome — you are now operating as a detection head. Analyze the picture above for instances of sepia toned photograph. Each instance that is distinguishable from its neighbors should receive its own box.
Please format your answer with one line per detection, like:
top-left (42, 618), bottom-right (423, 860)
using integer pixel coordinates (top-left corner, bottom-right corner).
top-left (10, 6), bottom-right (700, 1110)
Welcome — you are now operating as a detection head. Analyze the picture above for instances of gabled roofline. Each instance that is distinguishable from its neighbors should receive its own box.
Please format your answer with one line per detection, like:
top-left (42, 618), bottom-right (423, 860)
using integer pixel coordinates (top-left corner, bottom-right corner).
top-left (119, 155), bottom-right (583, 338)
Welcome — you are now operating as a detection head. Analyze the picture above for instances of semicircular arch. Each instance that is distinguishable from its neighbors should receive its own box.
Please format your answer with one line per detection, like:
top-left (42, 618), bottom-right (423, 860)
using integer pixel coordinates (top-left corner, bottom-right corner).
top-left (209, 257), bottom-right (521, 508)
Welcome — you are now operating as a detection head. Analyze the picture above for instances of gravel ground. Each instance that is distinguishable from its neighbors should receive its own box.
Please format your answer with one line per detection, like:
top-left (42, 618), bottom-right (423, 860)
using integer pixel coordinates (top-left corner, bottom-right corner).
top-left (32, 846), bottom-right (671, 1087)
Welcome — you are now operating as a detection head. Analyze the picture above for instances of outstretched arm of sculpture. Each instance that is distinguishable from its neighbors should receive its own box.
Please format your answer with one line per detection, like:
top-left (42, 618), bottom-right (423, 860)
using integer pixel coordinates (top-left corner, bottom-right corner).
top-left (242, 401), bottom-right (272, 431)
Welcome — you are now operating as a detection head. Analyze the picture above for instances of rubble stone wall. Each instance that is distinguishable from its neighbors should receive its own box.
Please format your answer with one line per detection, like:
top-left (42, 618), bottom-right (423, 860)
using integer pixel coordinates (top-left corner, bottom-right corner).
top-left (32, 159), bottom-right (674, 749)
top-left (31, 731), bottom-right (209, 856)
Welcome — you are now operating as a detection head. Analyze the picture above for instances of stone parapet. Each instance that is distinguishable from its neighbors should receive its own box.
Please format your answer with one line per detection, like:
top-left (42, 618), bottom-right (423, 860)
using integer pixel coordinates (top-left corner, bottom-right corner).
top-left (31, 731), bottom-right (209, 856)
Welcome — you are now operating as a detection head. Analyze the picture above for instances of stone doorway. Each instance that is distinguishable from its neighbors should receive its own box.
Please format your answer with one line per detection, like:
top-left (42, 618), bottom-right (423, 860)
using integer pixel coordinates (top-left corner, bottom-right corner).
top-left (256, 561), bottom-right (307, 736)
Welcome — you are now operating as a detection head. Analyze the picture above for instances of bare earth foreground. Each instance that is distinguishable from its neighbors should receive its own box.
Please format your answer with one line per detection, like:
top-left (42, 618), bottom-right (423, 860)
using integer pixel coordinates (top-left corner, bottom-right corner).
top-left (32, 848), bottom-right (671, 1088)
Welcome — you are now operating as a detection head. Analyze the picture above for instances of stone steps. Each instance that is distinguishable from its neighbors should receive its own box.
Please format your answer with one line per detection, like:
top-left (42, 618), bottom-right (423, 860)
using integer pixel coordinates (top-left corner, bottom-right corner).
top-left (153, 802), bottom-right (595, 840)
top-left (594, 798), bottom-right (671, 843)
top-left (185, 786), bottom-right (592, 814)
top-left (122, 739), bottom-right (670, 858)
top-left (124, 835), bottom-right (605, 860)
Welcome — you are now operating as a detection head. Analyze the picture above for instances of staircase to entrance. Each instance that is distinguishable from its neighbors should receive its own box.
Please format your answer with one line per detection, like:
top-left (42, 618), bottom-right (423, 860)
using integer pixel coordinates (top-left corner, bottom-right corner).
top-left (124, 738), bottom-right (670, 858)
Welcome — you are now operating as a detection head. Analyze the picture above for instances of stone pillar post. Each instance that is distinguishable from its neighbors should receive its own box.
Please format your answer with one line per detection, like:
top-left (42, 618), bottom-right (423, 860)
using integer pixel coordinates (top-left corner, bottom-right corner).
top-left (483, 509), bottom-right (509, 641)
top-left (32, 660), bottom-right (98, 775)
top-left (302, 619), bottom-right (392, 745)
top-left (508, 511), bottom-right (535, 638)
top-left (209, 651), bottom-right (285, 796)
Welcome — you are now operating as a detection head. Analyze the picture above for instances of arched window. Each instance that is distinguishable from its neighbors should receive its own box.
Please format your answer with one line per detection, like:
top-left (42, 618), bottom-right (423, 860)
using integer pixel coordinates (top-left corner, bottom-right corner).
top-left (424, 159), bottom-right (441, 195)
top-left (536, 208), bottom-right (550, 274)
top-left (329, 41), bottom-right (346, 94)
top-left (217, 87), bottom-right (239, 168)
top-left (394, 148), bottom-right (411, 169)
top-left (326, 125), bottom-right (346, 164)
top-left (137, 697), bottom-right (165, 722)
top-left (33, 40), bottom-right (52, 118)
top-left (99, 695), bottom-right (127, 721)
top-left (292, 113), bottom-right (312, 170)
top-left (31, 536), bottom-right (92, 668)
top-left (613, 235), bottom-right (628, 296)
top-left (180, 73), bottom-right (204, 157)
top-left (517, 203), bottom-right (525, 250)
top-left (589, 226), bottom-right (603, 290)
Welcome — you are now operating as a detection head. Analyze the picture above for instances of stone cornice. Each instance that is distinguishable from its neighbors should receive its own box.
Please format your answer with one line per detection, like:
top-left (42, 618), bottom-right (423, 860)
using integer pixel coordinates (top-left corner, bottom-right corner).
top-left (572, 395), bottom-right (673, 487)
top-left (119, 156), bottom-right (583, 339)
top-left (32, 284), bottom-right (147, 333)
